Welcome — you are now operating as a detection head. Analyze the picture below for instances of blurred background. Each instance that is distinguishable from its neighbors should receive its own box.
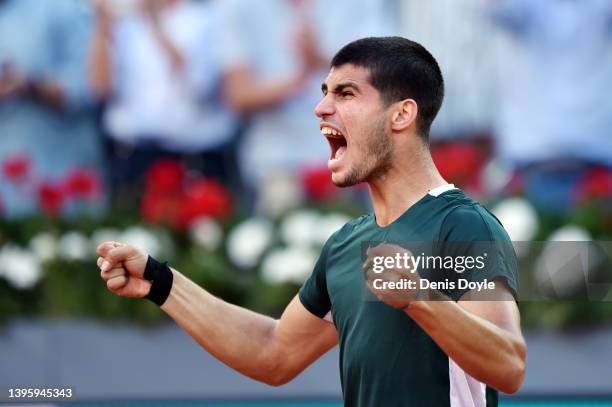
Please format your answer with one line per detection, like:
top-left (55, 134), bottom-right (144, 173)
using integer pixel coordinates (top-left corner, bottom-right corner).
top-left (1, 0), bottom-right (611, 405)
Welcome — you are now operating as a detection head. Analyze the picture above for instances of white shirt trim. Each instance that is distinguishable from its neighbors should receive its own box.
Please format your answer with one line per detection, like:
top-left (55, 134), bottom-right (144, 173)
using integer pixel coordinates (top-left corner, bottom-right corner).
top-left (428, 184), bottom-right (457, 197)
top-left (449, 358), bottom-right (486, 407)
top-left (323, 311), bottom-right (334, 324)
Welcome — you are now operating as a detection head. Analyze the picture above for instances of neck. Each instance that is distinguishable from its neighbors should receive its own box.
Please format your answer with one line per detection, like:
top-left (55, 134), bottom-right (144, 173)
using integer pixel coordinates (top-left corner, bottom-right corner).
top-left (367, 144), bottom-right (447, 227)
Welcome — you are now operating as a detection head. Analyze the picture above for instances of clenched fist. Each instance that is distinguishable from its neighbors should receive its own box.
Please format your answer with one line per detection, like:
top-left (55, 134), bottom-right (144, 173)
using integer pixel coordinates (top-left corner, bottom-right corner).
top-left (363, 243), bottom-right (421, 310)
top-left (96, 241), bottom-right (150, 298)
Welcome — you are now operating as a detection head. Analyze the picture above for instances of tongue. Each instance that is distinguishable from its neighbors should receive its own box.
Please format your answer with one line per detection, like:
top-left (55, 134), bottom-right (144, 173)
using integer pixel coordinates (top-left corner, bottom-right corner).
top-left (335, 146), bottom-right (347, 160)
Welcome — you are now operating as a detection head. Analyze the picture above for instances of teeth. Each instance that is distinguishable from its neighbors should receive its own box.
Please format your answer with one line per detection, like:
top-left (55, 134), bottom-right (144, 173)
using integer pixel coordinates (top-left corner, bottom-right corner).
top-left (321, 127), bottom-right (342, 137)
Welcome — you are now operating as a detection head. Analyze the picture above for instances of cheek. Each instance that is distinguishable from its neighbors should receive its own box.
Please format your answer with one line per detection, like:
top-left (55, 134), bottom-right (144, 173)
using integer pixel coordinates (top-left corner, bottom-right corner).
top-left (342, 112), bottom-right (366, 143)
top-left (340, 104), bottom-right (382, 153)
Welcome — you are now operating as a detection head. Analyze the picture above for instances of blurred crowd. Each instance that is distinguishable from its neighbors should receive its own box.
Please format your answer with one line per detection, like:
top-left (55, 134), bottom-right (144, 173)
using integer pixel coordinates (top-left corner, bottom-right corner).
top-left (1, 0), bottom-right (611, 222)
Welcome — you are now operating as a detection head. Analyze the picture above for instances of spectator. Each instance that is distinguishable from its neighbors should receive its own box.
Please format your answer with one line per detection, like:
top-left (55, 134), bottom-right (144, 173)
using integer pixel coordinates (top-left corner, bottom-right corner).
top-left (219, 0), bottom-right (397, 212)
top-left (489, 0), bottom-right (612, 212)
top-left (0, 0), bottom-right (106, 218)
top-left (89, 0), bottom-right (239, 201)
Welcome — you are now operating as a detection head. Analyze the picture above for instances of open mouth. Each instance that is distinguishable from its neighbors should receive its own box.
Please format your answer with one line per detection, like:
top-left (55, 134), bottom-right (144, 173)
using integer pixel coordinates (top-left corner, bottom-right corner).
top-left (321, 126), bottom-right (348, 162)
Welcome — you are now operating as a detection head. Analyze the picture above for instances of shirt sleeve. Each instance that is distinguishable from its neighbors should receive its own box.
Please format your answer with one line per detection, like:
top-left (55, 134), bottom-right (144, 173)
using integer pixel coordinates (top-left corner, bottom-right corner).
top-left (299, 237), bottom-right (333, 319)
top-left (437, 205), bottom-right (519, 302)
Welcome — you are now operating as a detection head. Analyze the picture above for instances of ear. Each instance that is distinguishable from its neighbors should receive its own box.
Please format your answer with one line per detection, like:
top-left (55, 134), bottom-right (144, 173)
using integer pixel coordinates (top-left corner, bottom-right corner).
top-left (390, 99), bottom-right (418, 132)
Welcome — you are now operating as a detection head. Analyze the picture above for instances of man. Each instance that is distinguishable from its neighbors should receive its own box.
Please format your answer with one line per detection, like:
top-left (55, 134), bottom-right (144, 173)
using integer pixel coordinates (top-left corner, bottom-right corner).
top-left (97, 37), bottom-right (526, 406)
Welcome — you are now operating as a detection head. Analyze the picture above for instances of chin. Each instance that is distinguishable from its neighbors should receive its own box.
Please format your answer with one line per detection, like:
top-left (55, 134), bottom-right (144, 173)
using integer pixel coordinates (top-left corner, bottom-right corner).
top-left (330, 172), bottom-right (348, 187)
top-left (331, 170), bottom-right (361, 188)
top-left (330, 172), bottom-right (343, 186)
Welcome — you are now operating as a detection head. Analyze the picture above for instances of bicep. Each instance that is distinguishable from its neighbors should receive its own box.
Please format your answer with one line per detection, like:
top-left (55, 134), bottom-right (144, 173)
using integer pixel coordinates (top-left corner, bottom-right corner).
top-left (274, 295), bottom-right (338, 380)
top-left (458, 278), bottom-right (522, 337)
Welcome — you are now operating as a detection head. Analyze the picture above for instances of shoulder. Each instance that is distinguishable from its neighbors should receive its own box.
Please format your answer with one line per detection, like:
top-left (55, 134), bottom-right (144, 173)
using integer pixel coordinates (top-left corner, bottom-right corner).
top-left (320, 213), bottom-right (372, 253)
top-left (334, 214), bottom-right (371, 239)
top-left (439, 193), bottom-right (510, 242)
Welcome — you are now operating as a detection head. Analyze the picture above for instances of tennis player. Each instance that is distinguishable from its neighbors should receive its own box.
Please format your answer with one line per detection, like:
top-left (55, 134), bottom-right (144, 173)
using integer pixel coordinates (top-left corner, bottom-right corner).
top-left (97, 37), bottom-right (525, 406)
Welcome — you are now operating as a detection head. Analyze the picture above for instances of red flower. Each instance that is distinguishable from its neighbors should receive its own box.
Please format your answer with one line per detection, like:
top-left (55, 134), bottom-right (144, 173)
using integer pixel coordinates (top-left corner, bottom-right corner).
top-left (63, 167), bottom-right (102, 201)
top-left (37, 181), bottom-right (65, 217)
top-left (301, 165), bottom-right (339, 201)
top-left (141, 190), bottom-right (182, 225)
top-left (175, 178), bottom-right (232, 229)
top-left (2, 155), bottom-right (31, 184)
top-left (431, 143), bottom-right (485, 188)
top-left (145, 159), bottom-right (185, 196)
top-left (575, 166), bottom-right (612, 202)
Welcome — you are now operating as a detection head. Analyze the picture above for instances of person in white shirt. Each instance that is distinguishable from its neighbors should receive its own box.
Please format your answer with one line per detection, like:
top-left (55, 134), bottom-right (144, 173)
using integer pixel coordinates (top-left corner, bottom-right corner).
top-left (90, 0), bottom-right (239, 197)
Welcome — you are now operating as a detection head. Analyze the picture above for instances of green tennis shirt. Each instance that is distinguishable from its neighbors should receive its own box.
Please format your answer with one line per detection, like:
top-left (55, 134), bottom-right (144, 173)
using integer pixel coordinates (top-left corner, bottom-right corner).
top-left (299, 187), bottom-right (518, 407)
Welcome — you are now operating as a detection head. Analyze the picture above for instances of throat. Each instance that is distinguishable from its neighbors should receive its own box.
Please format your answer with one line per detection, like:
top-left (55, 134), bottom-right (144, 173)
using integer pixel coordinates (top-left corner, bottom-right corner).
top-left (368, 174), bottom-right (442, 228)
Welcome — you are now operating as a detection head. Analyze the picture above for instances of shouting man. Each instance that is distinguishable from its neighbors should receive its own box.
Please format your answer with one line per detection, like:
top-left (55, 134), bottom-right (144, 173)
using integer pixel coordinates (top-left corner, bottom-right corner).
top-left (97, 37), bottom-right (525, 407)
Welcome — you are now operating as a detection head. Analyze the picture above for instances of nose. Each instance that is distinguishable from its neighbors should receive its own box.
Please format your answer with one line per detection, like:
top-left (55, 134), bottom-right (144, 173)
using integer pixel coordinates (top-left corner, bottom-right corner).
top-left (314, 93), bottom-right (335, 119)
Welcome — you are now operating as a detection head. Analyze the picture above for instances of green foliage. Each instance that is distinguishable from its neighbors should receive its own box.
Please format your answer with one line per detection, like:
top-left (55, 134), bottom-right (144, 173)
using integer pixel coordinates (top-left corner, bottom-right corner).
top-left (1, 196), bottom-right (612, 329)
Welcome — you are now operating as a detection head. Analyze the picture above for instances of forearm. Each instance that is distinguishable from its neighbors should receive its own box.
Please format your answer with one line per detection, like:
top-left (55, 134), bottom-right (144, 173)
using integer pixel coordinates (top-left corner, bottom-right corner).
top-left (160, 269), bottom-right (283, 384)
top-left (223, 68), bottom-right (303, 114)
top-left (29, 79), bottom-right (65, 109)
top-left (97, 242), bottom-right (335, 386)
top-left (150, 24), bottom-right (185, 72)
top-left (407, 299), bottom-right (526, 393)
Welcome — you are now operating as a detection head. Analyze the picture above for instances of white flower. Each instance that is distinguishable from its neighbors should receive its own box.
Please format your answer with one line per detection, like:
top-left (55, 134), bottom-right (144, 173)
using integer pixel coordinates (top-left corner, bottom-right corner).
top-left (120, 226), bottom-right (161, 258)
top-left (492, 198), bottom-right (538, 241)
top-left (227, 218), bottom-right (274, 269)
top-left (58, 231), bottom-right (91, 261)
top-left (90, 227), bottom-right (122, 248)
top-left (491, 198), bottom-right (538, 257)
top-left (547, 225), bottom-right (591, 242)
top-left (261, 246), bottom-right (318, 284)
top-left (534, 225), bottom-right (593, 299)
top-left (0, 245), bottom-right (42, 289)
top-left (280, 210), bottom-right (320, 248)
top-left (258, 173), bottom-right (304, 218)
top-left (189, 216), bottom-right (223, 251)
top-left (314, 213), bottom-right (351, 246)
top-left (29, 232), bottom-right (58, 262)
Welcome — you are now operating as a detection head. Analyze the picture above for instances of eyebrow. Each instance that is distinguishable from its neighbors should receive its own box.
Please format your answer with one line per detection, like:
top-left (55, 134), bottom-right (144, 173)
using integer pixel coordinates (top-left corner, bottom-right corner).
top-left (321, 81), bottom-right (361, 95)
